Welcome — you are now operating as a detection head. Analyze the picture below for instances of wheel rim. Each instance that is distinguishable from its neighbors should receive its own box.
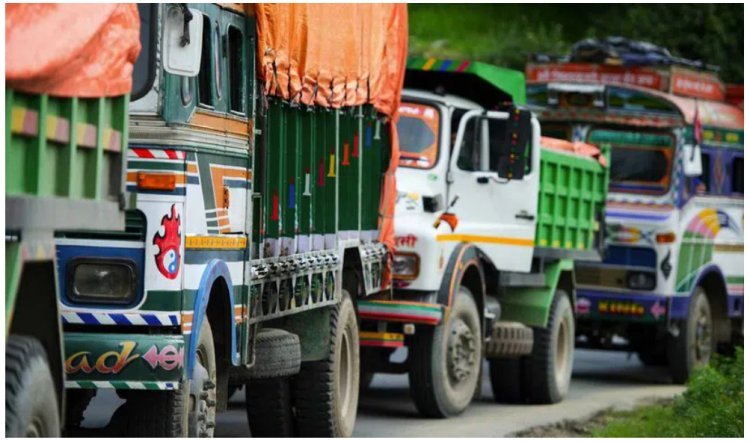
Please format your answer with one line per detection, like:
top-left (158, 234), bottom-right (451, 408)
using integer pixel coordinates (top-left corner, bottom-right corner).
top-left (447, 317), bottom-right (477, 388)
top-left (25, 417), bottom-right (44, 438)
top-left (554, 311), bottom-right (572, 388)
top-left (695, 308), bottom-right (712, 362)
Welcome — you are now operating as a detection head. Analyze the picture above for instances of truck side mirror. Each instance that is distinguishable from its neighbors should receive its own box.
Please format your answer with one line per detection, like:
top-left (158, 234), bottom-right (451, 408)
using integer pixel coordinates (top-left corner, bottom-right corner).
top-left (682, 144), bottom-right (703, 177)
top-left (163, 6), bottom-right (203, 77)
top-left (495, 107), bottom-right (532, 180)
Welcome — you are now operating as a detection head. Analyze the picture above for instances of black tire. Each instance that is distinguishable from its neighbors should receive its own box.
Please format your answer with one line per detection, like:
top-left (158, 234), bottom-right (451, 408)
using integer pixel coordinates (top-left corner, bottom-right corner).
top-left (121, 319), bottom-right (216, 437)
top-left (668, 288), bottom-right (714, 384)
top-left (523, 290), bottom-right (575, 404)
top-left (246, 377), bottom-right (294, 437)
top-left (488, 357), bottom-right (524, 403)
top-left (292, 289), bottom-right (360, 437)
top-left (637, 348), bottom-right (669, 367)
top-left (116, 386), bottom-right (189, 437)
top-left (5, 335), bottom-right (61, 437)
top-left (408, 287), bottom-right (482, 417)
top-left (248, 328), bottom-right (301, 379)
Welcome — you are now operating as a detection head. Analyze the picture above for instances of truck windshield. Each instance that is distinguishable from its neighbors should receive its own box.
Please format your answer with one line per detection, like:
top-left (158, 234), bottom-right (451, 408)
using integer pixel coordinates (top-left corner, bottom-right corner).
top-left (588, 129), bottom-right (674, 195)
top-left (132, 4), bottom-right (156, 101)
top-left (398, 103), bottom-right (440, 169)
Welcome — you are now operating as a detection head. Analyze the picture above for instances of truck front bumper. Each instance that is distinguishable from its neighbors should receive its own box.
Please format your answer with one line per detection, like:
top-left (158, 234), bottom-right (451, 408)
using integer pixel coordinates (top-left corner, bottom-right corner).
top-left (576, 289), bottom-right (677, 323)
top-left (358, 300), bottom-right (443, 325)
top-left (64, 332), bottom-right (185, 390)
top-left (358, 300), bottom-right (444, 348)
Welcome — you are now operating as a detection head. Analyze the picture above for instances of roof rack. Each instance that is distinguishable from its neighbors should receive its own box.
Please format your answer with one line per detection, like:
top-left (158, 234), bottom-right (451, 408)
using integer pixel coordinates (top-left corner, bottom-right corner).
top-left (526, 38), bottom-right (726, 102)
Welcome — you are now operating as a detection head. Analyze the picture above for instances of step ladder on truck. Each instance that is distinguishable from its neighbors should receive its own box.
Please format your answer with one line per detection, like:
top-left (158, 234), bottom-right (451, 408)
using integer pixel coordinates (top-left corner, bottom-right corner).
top-left (358, 58), bottom-right (611, 417)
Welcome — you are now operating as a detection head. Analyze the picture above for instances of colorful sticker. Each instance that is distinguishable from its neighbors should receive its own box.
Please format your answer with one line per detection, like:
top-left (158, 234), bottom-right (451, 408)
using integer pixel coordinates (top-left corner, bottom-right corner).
top-left (142, 344), bottom-right (184, 371)
top-left (153, 204), bottom-right (182, 279)
top-left (65, 342), bottom-right (139, 375)
top-left (65, 342), bottom-right (185, 375)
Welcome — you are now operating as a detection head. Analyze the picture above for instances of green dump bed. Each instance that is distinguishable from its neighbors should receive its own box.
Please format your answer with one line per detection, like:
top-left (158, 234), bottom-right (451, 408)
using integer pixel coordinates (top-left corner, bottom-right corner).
top-left (252, 98), bottom-right (390, 256)
top-left (5, 89), bottom-right (128, 232)
top-left (535, 146), bottom-right (610, 258)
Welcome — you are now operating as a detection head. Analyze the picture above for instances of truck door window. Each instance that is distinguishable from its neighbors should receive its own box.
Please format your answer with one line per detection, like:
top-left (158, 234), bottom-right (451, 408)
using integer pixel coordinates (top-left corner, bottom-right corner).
top-left (227, 25), bottom-right (244, 114)
top-left (699, 153), bottom-right (711, 194)
top-left (457, 116), bottom-right (482, 171)
top-left (397, 103), bottom-right (440, 169)
top-left (732, 157), bottom-right (743, 195)
top-left (198, 15), bottom-right (213, 106)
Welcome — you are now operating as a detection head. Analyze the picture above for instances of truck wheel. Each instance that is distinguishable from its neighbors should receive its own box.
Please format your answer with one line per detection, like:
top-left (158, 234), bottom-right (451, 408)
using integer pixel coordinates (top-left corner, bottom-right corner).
top-left (245, 377), bottom-right (294, 437)
top-left (247, 328), bottom-right (301, 379)
top-left (637, 348), bottom-right (668, 367)
top-left (488, 357), bottom-right (524, 403)
top-left (524, 290), bottom-right (574, 404)
top-left (409, 287), bottom-right (482, 417)
top-left (292, 289), bottom-right (360, 437)
top-left (189, 318), bottom-right (218, 437)
top-left (5, 335), bottom-right (61, 437)
top-left (668, 287), bottom-right (714, 384)
top-left (121, 319), bottom-right (216, 437)
top-left (117, 385), bottom-right (188, 437)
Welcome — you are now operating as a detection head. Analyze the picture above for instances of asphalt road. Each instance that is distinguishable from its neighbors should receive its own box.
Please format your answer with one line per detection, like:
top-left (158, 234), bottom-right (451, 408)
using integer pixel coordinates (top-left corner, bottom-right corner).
top-left (80, 349), bottom-right (685, 437)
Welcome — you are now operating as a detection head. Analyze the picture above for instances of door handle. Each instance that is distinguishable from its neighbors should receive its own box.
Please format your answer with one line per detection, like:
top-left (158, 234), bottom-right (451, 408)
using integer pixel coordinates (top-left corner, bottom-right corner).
top-left (515, 211), bottom-right (535, 221)
top-left (476, 176), bottom-right (490, 184)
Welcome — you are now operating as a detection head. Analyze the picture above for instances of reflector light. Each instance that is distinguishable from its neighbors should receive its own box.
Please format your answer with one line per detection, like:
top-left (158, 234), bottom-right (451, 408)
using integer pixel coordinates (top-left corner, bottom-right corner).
top-left (137, 172), bottom-right (176, 191)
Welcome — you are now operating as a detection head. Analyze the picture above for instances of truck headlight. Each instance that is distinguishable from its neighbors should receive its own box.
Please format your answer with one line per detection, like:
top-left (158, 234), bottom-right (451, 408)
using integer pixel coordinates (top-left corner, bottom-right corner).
top-left (69, 259), bottom-right (137, 304)
top-left (626, 271), bottom-right (656, 291)
top-left (393, 253), bottom-right (420, 280)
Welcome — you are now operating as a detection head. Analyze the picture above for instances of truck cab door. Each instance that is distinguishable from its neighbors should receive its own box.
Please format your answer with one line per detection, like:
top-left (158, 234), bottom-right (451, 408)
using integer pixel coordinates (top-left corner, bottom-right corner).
top-left (446, 110), bottom-right (540, 273)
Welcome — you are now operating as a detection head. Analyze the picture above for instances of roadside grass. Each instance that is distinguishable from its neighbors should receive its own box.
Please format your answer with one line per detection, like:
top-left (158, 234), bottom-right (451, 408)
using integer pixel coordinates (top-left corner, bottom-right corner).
top-left (593, 348), bottom-right (744, 438)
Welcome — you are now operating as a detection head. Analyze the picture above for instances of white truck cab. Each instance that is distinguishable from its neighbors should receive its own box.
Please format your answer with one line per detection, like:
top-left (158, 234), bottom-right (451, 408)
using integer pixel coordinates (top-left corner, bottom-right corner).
top-left (358, 59), bottom-right (609, 418)
top-left (394, 88), bottom-right (541, 291)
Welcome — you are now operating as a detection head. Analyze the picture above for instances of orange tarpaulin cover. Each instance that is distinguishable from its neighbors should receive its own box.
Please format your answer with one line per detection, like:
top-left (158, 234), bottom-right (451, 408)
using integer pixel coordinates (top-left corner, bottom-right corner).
top-left (5, 3), bottom-right (140, 97)
top-left (253, 3), bottom-right (408, 254)
top-left (541, 136), bottom-right (609, 168)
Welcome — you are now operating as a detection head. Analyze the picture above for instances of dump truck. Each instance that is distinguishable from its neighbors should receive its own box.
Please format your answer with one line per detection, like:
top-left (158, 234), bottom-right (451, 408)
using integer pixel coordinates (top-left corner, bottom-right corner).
top-left (5, 4), bottom-right (138, 437)
top-left (52, 3), bottom-right (407, 437)
top-left (527, 51), bottom-right (744, 383)
top-left (357, 58), bottom-right (610, 417)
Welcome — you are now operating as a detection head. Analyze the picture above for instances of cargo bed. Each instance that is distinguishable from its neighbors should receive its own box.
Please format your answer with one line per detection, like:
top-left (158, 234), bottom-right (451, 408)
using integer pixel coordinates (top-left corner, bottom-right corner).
top-left (534, 144), bottom-right (610, 261)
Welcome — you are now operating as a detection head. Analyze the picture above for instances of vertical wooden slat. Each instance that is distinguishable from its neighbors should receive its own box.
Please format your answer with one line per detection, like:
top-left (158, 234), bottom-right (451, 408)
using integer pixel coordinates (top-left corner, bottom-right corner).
top-left (357, 106), bottom-right (364, 234)
top-left (5, 89), bottom-right (13, 194)
top-left (32, 94), bottom-right (49, 194)
top-left (62, 97), bottom-right (78, 198)
top-left (93, 97), bottom-right (105, 200)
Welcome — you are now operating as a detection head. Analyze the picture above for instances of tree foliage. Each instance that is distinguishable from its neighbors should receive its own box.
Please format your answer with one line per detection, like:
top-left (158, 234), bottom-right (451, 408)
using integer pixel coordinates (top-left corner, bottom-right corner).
top-left (408, 4), bottom-right (743, 83)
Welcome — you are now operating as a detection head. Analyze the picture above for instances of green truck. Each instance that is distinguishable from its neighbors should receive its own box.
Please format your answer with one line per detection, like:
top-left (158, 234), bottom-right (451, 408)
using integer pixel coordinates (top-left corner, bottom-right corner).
top-left (48, 3), bottom-right (406, 437)
top-left (5, 60), bottom-right (129, 438)
top-left (357, 58), bottom-right (610, 417)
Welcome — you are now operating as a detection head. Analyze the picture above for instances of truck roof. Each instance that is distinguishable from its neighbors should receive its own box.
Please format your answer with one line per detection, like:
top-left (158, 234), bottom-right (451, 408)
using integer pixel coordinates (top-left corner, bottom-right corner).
top-left (405, 57), bottom-right (526, 109)
top-left (401, 88), bottom-right (482, 111)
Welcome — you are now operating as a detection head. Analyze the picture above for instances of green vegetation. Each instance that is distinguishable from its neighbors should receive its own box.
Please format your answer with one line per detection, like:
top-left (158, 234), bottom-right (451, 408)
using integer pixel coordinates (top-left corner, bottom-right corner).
top-left (408, 4), bottom-right (744, 83)
top-left (593, 348), bottom-right (744, 437)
